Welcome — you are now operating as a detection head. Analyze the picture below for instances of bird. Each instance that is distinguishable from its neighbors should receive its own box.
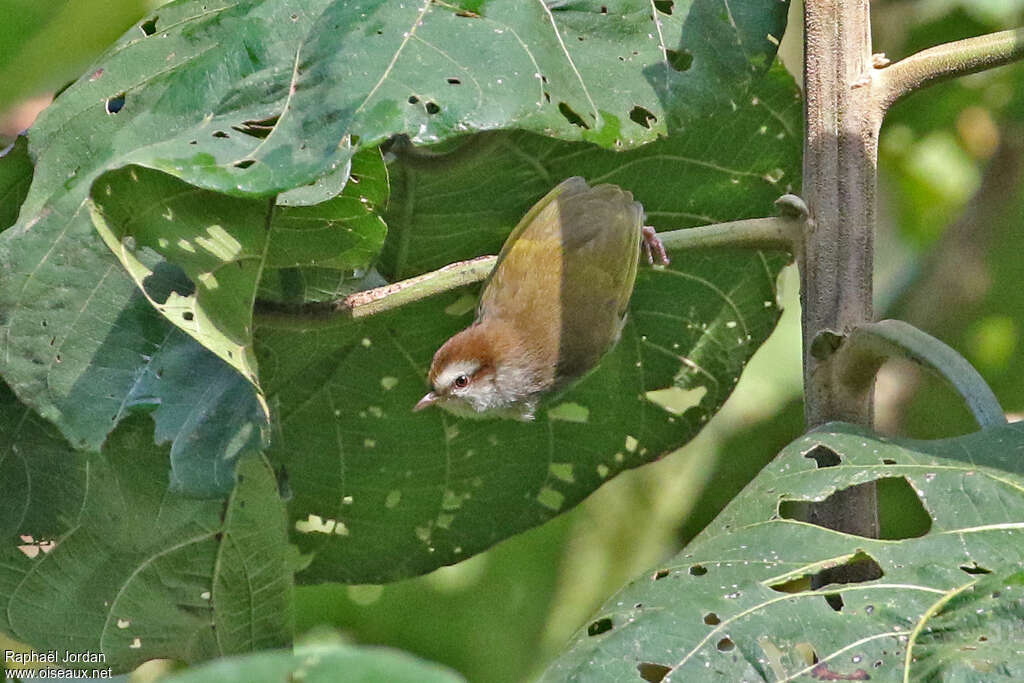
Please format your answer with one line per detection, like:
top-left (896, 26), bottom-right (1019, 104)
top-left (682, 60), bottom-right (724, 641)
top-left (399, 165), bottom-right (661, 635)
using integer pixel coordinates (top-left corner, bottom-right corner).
top-left (413, 176), bottom-right (668, 421)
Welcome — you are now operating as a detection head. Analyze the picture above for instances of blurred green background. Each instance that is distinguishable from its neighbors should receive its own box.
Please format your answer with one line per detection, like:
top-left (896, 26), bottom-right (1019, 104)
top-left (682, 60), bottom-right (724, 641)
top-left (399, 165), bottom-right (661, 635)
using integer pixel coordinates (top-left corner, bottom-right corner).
top-left (2, 0), bottom-right (1023, 681)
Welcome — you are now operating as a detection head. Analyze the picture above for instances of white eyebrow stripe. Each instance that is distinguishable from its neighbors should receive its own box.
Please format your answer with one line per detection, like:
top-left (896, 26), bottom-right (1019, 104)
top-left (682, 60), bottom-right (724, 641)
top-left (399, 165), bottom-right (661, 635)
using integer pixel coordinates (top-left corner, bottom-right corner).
top-left (436, 361), bottom-right (481, 389)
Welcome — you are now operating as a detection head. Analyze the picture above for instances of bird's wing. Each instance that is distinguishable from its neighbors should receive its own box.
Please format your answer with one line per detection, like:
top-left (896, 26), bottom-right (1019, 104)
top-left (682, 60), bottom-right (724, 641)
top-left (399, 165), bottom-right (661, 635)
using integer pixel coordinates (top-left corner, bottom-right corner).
top-left (476, 176), bottom-right (589, 321)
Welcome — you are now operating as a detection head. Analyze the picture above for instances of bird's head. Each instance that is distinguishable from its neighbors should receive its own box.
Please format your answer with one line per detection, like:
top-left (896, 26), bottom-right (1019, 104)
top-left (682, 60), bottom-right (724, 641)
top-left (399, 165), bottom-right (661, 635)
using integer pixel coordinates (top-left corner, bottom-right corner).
top-left (414, 323), bottom-right (539, 421)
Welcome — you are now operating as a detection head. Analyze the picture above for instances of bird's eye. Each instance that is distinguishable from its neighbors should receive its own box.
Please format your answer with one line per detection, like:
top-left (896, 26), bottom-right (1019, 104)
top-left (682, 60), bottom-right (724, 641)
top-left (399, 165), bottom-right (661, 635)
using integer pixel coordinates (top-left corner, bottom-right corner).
top-left (453, 374), bottom-right (470, 389)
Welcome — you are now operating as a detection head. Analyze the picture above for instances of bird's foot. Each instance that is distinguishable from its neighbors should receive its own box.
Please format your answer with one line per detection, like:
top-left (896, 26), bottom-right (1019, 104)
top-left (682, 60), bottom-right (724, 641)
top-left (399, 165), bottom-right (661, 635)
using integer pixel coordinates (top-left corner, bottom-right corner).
top-left (641, 226), bottom-right (671, 266)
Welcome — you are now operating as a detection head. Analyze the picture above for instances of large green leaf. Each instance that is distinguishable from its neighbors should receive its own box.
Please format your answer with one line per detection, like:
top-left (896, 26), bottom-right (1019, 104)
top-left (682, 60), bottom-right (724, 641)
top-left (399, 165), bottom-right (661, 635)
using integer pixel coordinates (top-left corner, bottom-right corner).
top-left (0, 381), bottom-right (294, 671)
top-left (162, 640), bottom-right (465, 683)
top-left (256, 65), bottom-right (801, 583)
top-left (277, 0), bottom-right (789, 154)
top-left (543, 421), bottom-right (1024, 681)
top-left (0, 0), bottom-right (788, 454)
top-left (87, 146), bottom-right (387, 398)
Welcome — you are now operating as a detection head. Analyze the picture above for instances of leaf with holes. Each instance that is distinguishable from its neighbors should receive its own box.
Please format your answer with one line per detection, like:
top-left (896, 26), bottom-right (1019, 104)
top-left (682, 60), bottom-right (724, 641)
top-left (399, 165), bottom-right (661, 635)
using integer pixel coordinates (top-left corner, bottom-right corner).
top-left (255, 65), bottom-right (801, 583)
top-left (278, 0), bottom-right (789, 154)
top-left (0, 0), bottom-right (786, 455)
top-left (0, 0), bottom-right (341, 453)
top-left (88, 148), bottom-right (387, 402)
top-left (161, 640), bottom-right (465, 683)
top-left (0, 380), bottom-right (294, 670)
top-left (542, 421), bottom-right (1024, 682)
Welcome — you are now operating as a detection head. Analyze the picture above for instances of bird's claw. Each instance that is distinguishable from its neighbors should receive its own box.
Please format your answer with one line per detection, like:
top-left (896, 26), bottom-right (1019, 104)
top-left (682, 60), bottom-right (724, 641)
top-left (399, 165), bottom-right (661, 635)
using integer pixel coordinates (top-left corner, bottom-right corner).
top-left (641, 226), bottom-right (671, 266)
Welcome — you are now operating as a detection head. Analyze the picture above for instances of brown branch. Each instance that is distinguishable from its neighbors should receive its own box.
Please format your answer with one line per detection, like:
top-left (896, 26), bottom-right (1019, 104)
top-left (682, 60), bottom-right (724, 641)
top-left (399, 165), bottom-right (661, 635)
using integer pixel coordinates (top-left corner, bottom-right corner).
top-left (799, 0), bottom-right (880, 554)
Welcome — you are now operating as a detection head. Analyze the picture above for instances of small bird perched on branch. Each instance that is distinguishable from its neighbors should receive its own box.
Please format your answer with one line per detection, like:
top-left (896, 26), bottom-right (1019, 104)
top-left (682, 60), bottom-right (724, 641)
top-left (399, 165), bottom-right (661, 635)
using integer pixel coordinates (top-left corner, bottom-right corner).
top-left (414, 177), bottom-right (668, 420)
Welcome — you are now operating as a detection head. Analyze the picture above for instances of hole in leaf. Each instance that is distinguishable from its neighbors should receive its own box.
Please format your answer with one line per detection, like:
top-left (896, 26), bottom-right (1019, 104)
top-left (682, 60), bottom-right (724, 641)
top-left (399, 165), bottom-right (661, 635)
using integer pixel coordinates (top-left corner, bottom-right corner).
top-left (878, 476), bottom-right (932, 539)
top-left (666, 48), bottom-right (693, 72)
top-left (629, 106), bottom-right (657, 129)
top-left (558, 102), bottom-right (589, 128)
top-left (182, 311), bottom-right (195, 322)
top-left (882, 458), bottom-right (897, 465)
top-left (232, 115), bottom-right (279, 139)
top-left (824, 593), bottom-right (844, 611)
top-left (212, 131), bottom-right (230, 138)
top-left (543, 91), bottom-right (551, 103)
top-left (600, 5), bottom-right (608, 14)
top-left (446, 77), bottom-right (461, 85)
top-left (141, 17), bottom-right (158, 35)
top-left (769, 551), bottom-right (883, 594)
top-left (408, 95), bottom-right (420, 104)
top-left (653, 568), bottom-right (669, 580)
top-left (960, 562), bottom-right (992, 575)
top-left (587, 617), bottom-right (613, 636)
top-left (805, 445), bottom-right (841, 467)
top-left (425, 101), bottom-right (441, 115)
top-left (637, 662), bottom-right (671, 682)
top-left (689, 564), bottom-right (707, 576)
top-left (716, 637), bottom-right (735, 652)
top-left (142, 262), bottom-right (195, 305)
top-left (703, 612), bottom-right (720, 625)
top-left (234, 159), bottom-right (255, 169)
top-left (105, 93), bottom-right (126, 115)
top-left (780, 478), bottom-right (931, 540)
top-left (653, 0), bottom-right (673, 14)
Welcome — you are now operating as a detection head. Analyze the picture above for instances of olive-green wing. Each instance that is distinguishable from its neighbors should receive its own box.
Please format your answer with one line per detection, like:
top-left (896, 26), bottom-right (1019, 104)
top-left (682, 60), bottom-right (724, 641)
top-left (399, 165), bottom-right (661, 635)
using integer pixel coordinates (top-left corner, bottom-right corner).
top-left (477, 177), bottom-right (643, 382)
top-left (476, 176), bottom-right (588, 320)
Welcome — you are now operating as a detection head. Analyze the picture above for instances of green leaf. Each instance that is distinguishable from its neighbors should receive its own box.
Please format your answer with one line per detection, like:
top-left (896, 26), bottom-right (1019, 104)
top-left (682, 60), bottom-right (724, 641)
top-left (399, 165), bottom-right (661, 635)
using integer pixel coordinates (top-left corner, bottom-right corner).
top-left (0, 381), bottom-right (293, 671)
top-left (542, 421), bottom-right (1024, 681)
top-left (278, 0), bottom-right (789, 155)
top-left (134, 333), bottom-right (270, 497)
top-left (1, 0), bottom-right (785, 458)
top-left (88, 147), bottom-right (387, 399)
top-left (257, 65), bottom-right (801, 583)
top-left (161, 641), bottom-right (465, 683)
top-left (0, 135), bottom-right (32, 231)
top-left (910, 567), bottom-right (1024, 680)
top-left (213, 456), bottom-right (296, 655)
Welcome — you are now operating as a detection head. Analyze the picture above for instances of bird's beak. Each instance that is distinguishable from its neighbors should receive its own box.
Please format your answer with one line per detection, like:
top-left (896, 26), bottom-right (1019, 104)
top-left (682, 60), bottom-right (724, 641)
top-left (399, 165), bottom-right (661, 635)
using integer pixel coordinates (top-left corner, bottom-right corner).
top-left (413, 392), bottom-right (439, 412)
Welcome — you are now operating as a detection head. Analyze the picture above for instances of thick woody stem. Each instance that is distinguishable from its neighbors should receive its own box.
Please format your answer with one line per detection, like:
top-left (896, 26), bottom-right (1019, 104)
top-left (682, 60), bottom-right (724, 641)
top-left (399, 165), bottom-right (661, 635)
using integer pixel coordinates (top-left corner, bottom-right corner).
top-left (799, 0), bottom-right (880, 550)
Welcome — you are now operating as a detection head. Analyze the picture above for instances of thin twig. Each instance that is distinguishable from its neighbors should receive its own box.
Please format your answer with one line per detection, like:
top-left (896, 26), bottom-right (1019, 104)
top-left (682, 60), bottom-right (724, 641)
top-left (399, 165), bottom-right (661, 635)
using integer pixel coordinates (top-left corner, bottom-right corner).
top-left (254, 214), bottom-right (800, 329)
top-left (876, 28), bottom-right (1024, 111)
